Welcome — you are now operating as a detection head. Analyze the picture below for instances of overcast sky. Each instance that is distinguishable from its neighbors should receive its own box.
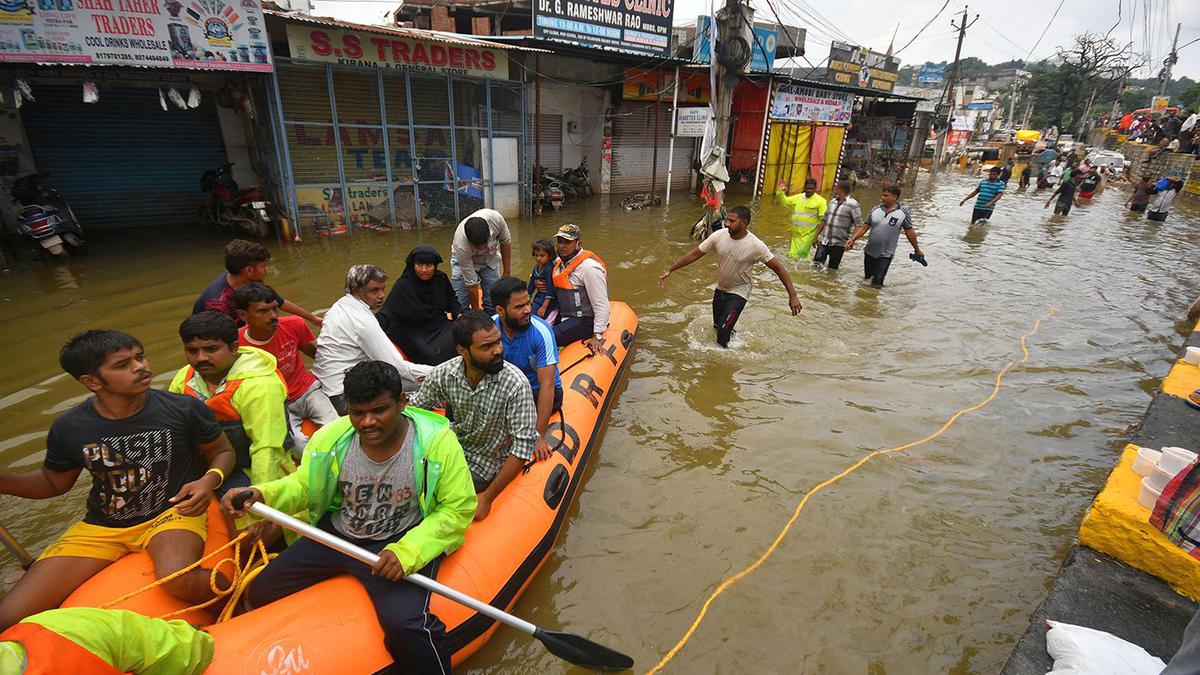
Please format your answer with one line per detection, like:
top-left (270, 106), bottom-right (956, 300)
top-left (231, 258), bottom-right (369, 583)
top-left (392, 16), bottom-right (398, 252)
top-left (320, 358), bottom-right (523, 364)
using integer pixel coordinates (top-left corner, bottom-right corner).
top-left (311, 0), bottom-right (1200, 85)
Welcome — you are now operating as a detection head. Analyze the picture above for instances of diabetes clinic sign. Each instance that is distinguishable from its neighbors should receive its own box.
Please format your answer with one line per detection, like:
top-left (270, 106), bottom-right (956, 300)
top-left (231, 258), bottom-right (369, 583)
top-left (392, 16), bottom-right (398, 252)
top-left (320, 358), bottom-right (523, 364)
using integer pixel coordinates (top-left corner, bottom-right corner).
top-left (287, 25), bottom-right (509, 79)
top-left (534, 0), bottom-right (674, 57)
top-left (0, 0), bottom-right (271, 70)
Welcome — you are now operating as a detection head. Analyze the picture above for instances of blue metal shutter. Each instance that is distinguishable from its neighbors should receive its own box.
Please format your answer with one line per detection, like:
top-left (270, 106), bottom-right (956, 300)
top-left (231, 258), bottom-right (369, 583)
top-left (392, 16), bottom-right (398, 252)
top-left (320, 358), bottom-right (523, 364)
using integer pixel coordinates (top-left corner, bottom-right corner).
top-left (21, 84), bottom-right (228, 229)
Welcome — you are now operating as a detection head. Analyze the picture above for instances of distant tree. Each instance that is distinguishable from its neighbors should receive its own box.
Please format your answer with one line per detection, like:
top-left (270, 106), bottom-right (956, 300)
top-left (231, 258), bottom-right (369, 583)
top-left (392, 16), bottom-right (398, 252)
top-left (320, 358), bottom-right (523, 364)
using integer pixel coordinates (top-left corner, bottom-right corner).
top-left (1181, 83), bottom-right (1200, 111)
top-left (1026, 33), bottom-right (1140, 129)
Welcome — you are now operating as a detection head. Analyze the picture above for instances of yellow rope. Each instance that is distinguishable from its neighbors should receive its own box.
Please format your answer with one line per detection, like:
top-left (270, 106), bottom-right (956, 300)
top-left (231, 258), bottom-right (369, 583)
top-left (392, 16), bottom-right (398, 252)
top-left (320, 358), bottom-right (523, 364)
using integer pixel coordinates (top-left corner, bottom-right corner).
top-left (98, 531), bottom-right (274, 623)
top-left (646, 307), bottom-right (1056, 674)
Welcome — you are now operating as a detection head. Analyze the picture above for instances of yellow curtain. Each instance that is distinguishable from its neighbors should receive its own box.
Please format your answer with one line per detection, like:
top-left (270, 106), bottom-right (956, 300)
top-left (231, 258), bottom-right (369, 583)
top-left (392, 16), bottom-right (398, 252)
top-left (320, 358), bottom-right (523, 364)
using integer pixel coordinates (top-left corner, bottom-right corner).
top-left (819, 126), bottom-right (846, 195)
top-left (763, 122), bottom-right (813, 195)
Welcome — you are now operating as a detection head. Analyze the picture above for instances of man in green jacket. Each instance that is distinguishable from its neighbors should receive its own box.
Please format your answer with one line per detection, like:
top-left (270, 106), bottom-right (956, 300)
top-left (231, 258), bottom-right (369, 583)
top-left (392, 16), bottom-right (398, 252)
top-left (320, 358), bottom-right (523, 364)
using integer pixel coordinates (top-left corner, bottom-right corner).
top-left (169, 311), bottom-right (294, 493)
top-left (222, 360), bottom-right (476, 674)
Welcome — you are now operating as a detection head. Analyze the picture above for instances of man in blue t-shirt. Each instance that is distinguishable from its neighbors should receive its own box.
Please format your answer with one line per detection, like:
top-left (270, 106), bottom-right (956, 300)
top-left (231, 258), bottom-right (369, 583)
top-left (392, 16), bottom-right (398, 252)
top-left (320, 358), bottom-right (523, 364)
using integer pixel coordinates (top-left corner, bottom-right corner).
top-left (959, 165), bottom-right (1006, 224)
top-left (491, 277), bottom-right (561, 461)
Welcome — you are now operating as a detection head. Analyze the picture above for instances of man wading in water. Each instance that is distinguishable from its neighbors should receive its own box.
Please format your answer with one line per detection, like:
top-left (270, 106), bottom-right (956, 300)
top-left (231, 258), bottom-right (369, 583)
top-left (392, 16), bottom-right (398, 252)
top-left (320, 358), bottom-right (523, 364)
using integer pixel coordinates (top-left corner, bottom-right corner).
top-left (659, 205), bottom-right (802, 347)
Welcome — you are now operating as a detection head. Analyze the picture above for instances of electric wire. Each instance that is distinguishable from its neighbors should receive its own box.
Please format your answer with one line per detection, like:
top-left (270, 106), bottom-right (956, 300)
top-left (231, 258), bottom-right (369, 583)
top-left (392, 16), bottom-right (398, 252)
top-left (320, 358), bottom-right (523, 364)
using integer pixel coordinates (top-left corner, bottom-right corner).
top-left (893, 0), bottom-right (952, 55)
top-left (1024, 0), bottom-right (1067, 62)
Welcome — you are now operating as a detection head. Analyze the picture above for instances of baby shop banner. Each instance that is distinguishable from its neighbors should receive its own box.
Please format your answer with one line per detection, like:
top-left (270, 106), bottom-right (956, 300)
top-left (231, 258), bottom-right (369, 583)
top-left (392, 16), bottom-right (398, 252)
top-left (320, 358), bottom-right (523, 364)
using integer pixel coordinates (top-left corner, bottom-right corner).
top-left (0, 0), bottom-right (272, 71)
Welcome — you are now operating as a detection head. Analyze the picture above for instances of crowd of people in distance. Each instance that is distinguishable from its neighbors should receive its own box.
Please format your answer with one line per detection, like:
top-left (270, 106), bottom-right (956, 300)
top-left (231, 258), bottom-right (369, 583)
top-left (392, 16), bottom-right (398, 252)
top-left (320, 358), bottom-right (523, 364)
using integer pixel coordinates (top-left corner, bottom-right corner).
top-left (0, 209), bottom-right (619, 672)
top-left (1109, 109), bottom-right (1200, 154)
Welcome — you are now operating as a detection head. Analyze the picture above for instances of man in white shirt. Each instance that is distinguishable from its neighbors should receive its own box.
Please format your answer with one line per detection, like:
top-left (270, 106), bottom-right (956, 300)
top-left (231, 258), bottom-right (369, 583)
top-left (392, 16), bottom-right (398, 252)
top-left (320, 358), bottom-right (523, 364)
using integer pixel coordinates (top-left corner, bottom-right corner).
top-left (312, 264), bottom-right (433, 414)
top-left (451, 209), bottom-right (512, 314)
top-left (659, 206), bottom-right (802, 347)
top-left (1047, 160), bottom-right (1063, 186)
top-left (549, 224), bottom-right (610, 352)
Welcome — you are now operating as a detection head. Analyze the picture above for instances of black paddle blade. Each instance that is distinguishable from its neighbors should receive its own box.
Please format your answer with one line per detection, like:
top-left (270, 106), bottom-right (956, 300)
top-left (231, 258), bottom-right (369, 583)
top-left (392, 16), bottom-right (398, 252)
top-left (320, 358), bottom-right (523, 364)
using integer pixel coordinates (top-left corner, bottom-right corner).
top-left (534, 627), bottom-right (634, 672)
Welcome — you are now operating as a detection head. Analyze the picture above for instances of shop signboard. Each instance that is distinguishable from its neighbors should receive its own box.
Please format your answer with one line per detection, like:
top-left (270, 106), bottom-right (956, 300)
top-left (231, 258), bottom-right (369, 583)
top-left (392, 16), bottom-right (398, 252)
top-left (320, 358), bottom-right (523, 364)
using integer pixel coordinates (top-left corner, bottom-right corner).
top-left (622, 67), bottom-right (709, 103)
top-left (826, 41), bottom-right (899, 93)
top-left (287, 25), bottom-right (509, 79)
top-left (769, 83), bottom-right (853, 124)
top-left (1151, 95), bottom-right (1169, 115)
top-left (533, 0), bottom-right (674, 57)
top-left (917, 64), bottom-right (944, 84)
top-left (966, 101), bottom-right (993, 110)
top-left (691, 15), bottom-right (775, 72)
top-left (675, 106), bottom-right (710, 136)
top-left (0, 0), bottom-right (271, 70)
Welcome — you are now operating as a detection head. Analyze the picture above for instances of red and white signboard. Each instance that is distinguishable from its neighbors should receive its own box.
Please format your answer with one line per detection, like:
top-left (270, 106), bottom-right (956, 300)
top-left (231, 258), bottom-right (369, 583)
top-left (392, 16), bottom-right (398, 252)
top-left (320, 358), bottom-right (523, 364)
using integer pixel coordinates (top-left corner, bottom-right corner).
top-left (287, 25), bottom-right (509, 79)
top-left (0, 0), bottom-right (271, 70)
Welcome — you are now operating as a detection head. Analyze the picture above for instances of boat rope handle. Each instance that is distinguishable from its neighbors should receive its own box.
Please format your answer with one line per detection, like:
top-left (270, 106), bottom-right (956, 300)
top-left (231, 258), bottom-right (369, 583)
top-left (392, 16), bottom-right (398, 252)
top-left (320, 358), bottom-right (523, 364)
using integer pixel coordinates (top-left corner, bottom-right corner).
top-left (98, 527), bottom-right (274, 622)
top-left (646, 307), bottom-right (1056, 674)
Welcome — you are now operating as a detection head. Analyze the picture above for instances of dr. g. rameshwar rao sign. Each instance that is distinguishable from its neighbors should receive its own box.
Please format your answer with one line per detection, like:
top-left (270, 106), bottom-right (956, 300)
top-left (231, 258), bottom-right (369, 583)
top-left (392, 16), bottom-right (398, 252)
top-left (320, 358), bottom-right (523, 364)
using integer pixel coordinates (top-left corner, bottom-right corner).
top-left (534, 0), bottom-right (674, 57)
top-left (826, 41), bottom-right (899, 93)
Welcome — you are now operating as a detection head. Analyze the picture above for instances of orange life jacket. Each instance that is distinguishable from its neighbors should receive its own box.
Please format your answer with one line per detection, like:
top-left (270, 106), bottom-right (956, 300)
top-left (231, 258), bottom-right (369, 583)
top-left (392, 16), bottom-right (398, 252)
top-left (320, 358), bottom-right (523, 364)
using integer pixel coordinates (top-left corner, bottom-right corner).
top-left (0, 622), bottom-right (121, 674)
top-left (181, 368), bottom-right (276, 474)
top-left (552, 250), bottom-right (606, 320)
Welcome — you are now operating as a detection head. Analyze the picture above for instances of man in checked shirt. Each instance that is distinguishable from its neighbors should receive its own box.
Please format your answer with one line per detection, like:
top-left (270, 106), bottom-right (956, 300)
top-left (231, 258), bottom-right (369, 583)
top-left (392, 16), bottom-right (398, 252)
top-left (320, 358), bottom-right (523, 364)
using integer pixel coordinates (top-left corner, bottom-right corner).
top-left (409, 311), bottom-right (547, 521)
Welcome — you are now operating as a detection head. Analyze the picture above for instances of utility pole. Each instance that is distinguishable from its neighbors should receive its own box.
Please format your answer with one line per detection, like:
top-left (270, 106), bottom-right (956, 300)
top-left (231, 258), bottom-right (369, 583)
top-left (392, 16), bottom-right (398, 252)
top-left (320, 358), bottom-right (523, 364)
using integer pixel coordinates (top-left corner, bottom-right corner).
top-left (1077, 87), bottom-right (1096, 138)
top-left (704, 0), bottom-right (753, 218)
top-left (1158, 23), bottom-right (1181, 97)
top-left (1007, 78), bottom-right (1017, 128)
top-left (933, 6), bottom-right (977, 173)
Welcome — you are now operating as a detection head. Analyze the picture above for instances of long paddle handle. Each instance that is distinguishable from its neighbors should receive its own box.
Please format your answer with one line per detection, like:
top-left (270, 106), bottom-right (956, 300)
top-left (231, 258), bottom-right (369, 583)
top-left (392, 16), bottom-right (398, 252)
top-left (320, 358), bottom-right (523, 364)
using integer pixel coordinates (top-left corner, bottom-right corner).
top-left (244, 501), bottom-right (538, 637)
top-left (0, 522), bottom-right (33, 569)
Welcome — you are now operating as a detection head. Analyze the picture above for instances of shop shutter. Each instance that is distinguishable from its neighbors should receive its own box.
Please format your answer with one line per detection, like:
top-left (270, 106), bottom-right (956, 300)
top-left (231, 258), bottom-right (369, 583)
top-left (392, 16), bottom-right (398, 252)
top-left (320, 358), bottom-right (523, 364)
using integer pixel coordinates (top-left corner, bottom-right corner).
top-left (610, 101), bottom-right (691, 193)
top-left (529, 113), bottom-right (562, 173)
top-left (21, 84), bottom-right (228, 230)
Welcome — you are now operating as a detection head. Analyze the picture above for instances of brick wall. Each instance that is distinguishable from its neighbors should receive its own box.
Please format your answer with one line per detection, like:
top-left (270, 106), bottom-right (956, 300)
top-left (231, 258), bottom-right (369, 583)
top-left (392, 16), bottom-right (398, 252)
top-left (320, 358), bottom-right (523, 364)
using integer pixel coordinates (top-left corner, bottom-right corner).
top-left (471, 16), bottom-right (491, 35)
top-left (431, 6), bottom-right (454, 32)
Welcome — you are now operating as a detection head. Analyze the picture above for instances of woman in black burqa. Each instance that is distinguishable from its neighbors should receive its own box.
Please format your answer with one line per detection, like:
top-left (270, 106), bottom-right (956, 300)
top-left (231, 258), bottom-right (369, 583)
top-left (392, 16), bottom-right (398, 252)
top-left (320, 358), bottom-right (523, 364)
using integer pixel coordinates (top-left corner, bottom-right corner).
top-left (377, 244), bottom-right (462, 365)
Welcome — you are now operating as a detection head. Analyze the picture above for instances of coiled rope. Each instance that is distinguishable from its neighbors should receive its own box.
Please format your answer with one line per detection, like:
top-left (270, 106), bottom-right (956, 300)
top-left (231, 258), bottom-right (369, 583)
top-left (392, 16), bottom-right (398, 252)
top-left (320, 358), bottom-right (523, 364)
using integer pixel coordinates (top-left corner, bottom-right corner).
top-left (99, 529), bottom-right (274, 623)
top-left (647, 307), bottom-right (1056, 674)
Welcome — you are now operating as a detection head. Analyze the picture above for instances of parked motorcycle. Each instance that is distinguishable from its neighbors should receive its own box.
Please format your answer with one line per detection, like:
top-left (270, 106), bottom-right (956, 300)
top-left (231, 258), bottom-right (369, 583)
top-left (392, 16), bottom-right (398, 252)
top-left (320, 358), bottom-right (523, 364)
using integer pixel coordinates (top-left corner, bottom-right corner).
top-left (562, 157), bottom-right (593, 198)
top-left (11, 173), bottom-right (84, 257)
top-left (200, 162), bottom-right (273, 238)
top-left (535, 166), bottom-right (566, 210)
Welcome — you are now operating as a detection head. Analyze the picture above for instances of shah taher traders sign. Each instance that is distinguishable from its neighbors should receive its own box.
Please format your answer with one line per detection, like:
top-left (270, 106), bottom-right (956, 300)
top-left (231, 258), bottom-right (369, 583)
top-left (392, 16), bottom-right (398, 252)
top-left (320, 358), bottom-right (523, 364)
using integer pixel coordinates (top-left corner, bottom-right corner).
top-left (534, 0), bottom-right (673, 57)
top-left (288, 25), bottom-right (509, 79)
top-left (826, 41), bottom-right (899, 93)
top-left (0, 0), bottom-right (271, 70)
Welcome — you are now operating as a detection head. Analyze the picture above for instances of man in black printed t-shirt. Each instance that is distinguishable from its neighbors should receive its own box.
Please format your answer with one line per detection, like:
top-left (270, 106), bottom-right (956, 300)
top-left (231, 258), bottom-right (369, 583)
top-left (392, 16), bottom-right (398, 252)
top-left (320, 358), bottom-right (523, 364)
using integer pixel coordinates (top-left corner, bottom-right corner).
top-left (0, 330), bottom-right (236, 631)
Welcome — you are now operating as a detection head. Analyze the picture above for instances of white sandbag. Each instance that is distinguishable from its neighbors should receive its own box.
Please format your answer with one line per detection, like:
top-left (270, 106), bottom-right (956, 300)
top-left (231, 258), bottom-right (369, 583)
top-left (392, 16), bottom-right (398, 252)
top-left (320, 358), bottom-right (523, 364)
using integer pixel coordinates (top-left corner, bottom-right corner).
top-left (1046, 620), bottom-right (1166, 674)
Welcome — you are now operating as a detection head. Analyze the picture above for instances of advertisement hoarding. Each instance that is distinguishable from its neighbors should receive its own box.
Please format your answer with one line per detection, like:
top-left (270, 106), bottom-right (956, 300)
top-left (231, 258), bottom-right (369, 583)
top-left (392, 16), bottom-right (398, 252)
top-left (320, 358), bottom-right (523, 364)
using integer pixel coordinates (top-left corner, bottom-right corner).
top-left (826, 41), bottom-right (899, 93)
top-left (534, 0), bottom-right (674, 57)
top-left (622, 67), bottom-right (709, 103)
top-left (691, 15), bottom-right (776, 72)
top-left (917, 64), bottom-right (944, 84)
top-left (0, 0), bottom-right (271, 70)
top-left (770, 83), bottom-right (853, 124)
top-left (287, 25), bottom-right (509, 79)
top-left (1151, 95), bottom-right (1170, 115)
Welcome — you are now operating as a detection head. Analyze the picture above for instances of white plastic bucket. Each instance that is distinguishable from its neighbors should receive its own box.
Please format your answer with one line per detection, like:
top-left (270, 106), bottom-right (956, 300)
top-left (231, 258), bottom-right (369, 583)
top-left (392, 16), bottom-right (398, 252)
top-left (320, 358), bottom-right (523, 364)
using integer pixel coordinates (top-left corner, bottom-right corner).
top-left (1139, 476), bottom-right (1164, 510)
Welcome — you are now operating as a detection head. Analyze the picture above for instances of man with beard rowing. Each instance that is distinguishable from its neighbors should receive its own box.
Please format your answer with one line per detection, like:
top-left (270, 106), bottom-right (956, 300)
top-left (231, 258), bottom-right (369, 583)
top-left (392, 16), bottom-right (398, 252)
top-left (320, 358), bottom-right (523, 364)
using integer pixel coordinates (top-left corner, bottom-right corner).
top-left (491, 277), bottom-right (559, 463)
top-left (408, 311), bottom-right (539, 521)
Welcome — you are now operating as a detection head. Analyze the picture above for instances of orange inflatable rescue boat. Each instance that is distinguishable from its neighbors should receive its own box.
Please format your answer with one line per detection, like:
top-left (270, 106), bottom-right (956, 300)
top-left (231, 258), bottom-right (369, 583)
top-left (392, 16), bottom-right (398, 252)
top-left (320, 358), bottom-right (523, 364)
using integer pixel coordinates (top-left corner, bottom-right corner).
top-left (62, 301), bottom-right (639, 672)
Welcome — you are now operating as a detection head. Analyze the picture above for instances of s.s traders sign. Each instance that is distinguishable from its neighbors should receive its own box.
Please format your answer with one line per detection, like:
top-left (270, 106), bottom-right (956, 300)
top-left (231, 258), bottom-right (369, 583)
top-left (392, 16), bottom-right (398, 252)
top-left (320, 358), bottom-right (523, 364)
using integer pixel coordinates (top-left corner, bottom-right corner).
top-left (534, 0), bottom-right (674, 57)
top-left (0, 0), bottom-right (271, 70)
top-left (287, 25), bottom-right (509, 79)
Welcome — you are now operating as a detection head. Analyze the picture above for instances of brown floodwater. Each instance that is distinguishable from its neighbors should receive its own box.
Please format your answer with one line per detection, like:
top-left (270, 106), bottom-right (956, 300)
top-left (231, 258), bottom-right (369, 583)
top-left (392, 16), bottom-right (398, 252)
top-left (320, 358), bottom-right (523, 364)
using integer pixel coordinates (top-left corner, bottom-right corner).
top-left (0, 169), bottom-right (1197, 673)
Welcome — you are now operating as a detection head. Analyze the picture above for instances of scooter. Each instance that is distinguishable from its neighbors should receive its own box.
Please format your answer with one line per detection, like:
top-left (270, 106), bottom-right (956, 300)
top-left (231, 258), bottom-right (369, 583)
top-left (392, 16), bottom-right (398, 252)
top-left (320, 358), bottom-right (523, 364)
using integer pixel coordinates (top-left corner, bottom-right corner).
top-left (536, 167), bottom-right (566, 210)
top-left (200, 162), bottom-right (273, 238)
top-left (11, 173), bottom-right (84, 257)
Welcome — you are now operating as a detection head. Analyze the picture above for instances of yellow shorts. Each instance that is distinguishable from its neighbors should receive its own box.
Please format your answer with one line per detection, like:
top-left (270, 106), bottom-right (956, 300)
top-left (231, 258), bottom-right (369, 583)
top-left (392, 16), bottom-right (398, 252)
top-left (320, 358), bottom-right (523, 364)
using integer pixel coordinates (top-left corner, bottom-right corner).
top-left (39, 510), bottom-right (208, 562)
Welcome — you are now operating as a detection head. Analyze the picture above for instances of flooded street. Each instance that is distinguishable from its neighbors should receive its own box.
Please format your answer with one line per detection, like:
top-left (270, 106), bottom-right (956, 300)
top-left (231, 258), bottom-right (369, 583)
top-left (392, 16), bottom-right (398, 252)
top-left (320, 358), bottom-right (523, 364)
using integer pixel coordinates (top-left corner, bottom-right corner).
top-left (1, 169), bottom-right (1199, 673)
